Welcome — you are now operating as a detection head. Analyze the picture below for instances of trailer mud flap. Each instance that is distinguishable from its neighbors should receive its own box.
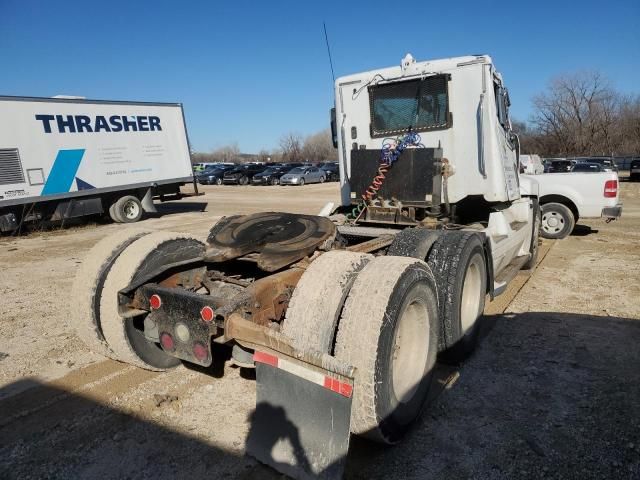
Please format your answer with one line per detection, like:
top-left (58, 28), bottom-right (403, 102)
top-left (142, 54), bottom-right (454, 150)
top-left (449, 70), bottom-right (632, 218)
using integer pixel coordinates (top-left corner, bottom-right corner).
top-left (247, 351), bottom-right (353, 480)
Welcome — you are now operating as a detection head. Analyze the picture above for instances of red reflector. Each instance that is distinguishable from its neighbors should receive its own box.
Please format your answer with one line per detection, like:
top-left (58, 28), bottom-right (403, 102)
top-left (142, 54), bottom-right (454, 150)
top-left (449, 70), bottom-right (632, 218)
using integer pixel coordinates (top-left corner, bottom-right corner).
top-left (253, 351), bottom-right (279, 367)
top-left (193, 342), bottom-right (208, 361)
top-left (604, 180), bottom-right (618, 198)
top-left (324, 376), bottom-right (353, 398)
top-left (160, 332), bottom-right (174, 351)
top-left (200, 306), bottom-right (215, 323)
top-left (149, 294), bottom-right (162, 310)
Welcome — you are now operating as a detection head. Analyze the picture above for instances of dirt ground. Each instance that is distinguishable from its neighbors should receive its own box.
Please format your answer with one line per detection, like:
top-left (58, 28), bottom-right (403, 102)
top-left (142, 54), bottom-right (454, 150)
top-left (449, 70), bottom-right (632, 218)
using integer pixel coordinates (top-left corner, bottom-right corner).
top-left (0, 180), bottom-right (638, 479)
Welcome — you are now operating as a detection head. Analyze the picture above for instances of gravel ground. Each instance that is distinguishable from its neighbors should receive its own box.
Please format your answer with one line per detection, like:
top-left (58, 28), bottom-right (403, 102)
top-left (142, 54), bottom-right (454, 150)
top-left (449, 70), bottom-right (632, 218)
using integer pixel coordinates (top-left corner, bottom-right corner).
top-left (0, 180), bottom-right (638, 479)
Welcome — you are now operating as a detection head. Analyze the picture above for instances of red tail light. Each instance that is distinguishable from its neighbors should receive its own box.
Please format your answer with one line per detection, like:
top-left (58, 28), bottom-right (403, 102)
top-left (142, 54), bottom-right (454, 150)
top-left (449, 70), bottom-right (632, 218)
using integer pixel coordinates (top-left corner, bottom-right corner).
top-left (604, 180), bottom-right (618, 198)
top-left (193, 342), bottom-right (208, 362)
top-left (200, 306), bottom-right (215, 323)
top-left (160, 332), bottom-right (175, 351)
top-left (149, 294), bottom-right (162, 310)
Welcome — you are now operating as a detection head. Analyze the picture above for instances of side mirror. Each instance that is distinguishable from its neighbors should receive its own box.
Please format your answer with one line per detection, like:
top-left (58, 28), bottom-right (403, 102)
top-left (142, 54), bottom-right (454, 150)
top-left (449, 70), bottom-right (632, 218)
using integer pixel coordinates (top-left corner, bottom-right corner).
top-left (330, 107), bottom-right (338, 149)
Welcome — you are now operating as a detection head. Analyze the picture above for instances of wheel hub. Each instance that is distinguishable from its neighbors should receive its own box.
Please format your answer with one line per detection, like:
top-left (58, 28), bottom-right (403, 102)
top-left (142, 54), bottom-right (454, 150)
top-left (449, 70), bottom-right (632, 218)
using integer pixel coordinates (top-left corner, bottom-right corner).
top-left (542, 212), bottom-right (563, 233)
top-left (392, 297), bottom-right (430, 403)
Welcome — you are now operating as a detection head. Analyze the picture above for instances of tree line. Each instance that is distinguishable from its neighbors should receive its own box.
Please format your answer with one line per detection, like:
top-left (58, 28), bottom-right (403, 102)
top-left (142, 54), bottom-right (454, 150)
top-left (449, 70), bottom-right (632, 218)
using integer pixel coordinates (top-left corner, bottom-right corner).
top-left (191, 129), bottom-right (337, 165)
top-left (514, 71), bottom-right (640, 157)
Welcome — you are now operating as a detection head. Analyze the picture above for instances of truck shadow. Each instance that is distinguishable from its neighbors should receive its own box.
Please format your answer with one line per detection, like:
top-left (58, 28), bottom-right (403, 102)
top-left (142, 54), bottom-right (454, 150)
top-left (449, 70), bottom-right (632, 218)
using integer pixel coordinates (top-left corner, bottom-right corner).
top-left (147, 201), bottom-right (209, 218)
top-left (2, 312), bottom-right (638, 479)
top-left (346, 311), bottom-right (640, 479)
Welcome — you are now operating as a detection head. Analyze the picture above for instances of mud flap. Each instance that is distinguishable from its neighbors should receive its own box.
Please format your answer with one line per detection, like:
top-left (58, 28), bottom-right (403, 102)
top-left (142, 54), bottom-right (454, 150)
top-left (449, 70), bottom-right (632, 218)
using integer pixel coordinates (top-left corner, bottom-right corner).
top-left (247, 354), bottom-right (353, 480)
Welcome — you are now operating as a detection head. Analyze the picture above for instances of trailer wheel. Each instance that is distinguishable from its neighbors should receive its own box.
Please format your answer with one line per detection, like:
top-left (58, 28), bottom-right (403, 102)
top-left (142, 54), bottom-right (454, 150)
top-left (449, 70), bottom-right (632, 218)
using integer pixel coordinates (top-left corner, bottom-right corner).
top-left (522, 200), bottom-right (541, 270)
top-left (334, 256), bottom-right (439, 444)
top-left (70, 228), bottom-right (150, 358)
top-left (427, 232), bottom-right (487, 363)
top-left (100, 231), bottom-right (205, 370)
top-left (540, 202), bottom-right (575, 239)
top-left (281, 250), bottom-right (372, 353)
top-left (110, 195), bottom-right (143, 223)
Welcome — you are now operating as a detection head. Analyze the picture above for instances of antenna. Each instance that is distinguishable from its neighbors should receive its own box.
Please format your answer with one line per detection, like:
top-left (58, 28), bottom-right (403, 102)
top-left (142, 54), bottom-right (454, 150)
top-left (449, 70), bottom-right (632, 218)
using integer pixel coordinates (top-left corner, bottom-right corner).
top-left (323, 21), bottom-right (335, 84)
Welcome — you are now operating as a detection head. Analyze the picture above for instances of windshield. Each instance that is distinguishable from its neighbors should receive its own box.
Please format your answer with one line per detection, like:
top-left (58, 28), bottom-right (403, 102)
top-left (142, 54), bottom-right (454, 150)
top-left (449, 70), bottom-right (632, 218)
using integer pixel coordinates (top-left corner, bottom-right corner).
top-left (288, 167), bottom-right (307, 174)
top-left (369, 75), bottom-right (450, 137)
top-left (261, 167), bottom-right (280, 174)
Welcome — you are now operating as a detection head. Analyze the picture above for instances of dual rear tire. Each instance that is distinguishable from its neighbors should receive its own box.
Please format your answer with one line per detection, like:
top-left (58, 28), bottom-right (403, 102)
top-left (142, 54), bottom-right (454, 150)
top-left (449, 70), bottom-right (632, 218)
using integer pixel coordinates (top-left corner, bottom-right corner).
top-left (108, 195), bottom-right (143, 223)
top-left (282, 252), bottom-right (440, 444)
top-left (71, 230), bottom-right (205, 371)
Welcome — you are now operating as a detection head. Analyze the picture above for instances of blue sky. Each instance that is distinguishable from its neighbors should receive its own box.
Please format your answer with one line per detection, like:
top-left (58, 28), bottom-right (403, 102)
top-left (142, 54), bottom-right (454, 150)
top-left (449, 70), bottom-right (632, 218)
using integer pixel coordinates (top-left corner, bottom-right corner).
top-left (1, 0), bottom-right (638, 153)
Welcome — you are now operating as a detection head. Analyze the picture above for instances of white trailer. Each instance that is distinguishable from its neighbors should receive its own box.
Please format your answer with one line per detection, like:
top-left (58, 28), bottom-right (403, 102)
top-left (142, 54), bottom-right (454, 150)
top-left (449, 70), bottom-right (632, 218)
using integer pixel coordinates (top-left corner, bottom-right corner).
top-left (0, 96), bottom-right (195, 232)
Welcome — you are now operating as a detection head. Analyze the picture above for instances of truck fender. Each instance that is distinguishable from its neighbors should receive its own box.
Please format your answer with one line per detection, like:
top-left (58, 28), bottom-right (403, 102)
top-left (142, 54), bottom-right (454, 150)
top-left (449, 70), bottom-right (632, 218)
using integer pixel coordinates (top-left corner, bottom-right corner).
top-left (482, 236), bottom-right (495, 300)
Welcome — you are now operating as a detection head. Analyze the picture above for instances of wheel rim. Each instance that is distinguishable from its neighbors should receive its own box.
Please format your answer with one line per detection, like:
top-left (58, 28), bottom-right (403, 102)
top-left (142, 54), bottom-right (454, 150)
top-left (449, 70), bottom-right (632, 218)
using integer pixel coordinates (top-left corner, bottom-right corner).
top-left (123, 200), bottom-right (140, 220)
top-left (460, 256), bottom-right (483, 334)
top-left (299, 178), bottom-right (304, 185)
top-left (216, 178), bottom-right (222, 185)
top-left (541, 211), bottom-right (564, 234)
top-left (391, 297), bottom-right (430, 403)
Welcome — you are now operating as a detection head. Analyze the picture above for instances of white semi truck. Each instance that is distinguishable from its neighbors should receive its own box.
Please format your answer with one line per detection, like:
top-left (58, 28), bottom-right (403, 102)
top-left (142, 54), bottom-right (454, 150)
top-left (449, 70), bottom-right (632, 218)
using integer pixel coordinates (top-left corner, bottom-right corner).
top-left (72, 54), bottom-right (539, 479)
top-left (0, 96), bottom-right (194, 233)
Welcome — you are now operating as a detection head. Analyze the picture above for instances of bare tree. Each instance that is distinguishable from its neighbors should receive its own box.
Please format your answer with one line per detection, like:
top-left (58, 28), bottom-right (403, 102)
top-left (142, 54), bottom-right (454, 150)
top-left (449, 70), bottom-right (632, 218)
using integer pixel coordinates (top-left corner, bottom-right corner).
top-left (211, 143), bottom-right (241, 163)
top-left (530, 71), bottom-right (619, 156)
top-left (617, 95), bottom-right (640, 155)
top-left (257, 149), bottom-right (271, 163)
top-left (279, 133), bottom-right (304, 162)
top-left (302, 129), bottom-right (337, 162)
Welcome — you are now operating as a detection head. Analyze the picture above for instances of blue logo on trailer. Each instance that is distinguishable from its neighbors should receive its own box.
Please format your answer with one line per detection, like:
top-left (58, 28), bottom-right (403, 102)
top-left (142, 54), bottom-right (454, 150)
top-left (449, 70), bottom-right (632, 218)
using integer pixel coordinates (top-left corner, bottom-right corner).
top-left (41, 149), bottom-right (95, 195)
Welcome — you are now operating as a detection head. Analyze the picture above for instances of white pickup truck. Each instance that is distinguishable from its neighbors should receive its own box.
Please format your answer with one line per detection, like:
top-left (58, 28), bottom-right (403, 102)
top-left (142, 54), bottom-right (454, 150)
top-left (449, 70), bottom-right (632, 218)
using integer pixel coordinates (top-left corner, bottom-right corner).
top-left (523, 171), bottom-right (622, 239)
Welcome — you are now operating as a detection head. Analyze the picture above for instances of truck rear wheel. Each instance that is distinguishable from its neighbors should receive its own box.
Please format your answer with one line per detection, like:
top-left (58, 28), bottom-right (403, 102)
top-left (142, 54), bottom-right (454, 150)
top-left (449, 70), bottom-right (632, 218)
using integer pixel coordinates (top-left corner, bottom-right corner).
top-left (540, 202), bottom-right (575, 239)
top-left (334, 256), bottom-right (439, 444)
top-left (387, 228), bottom-right (441, 260)
top-left (99, 231), bottom-right (205, 370)
top-left (70, 228), bottom-right (150, 358)
top-left (281, 250), bottom-right (372, 353)
top-left (427, 232), bottom-right (487, 363)
top-left (110, 195), bottom-right (143, 223)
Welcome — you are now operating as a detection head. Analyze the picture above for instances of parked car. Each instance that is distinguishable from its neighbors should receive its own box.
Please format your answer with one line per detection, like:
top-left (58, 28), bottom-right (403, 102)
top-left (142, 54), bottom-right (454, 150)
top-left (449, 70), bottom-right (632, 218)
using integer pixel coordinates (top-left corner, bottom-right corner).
top-left (519, 154), bottom-right (544, 175)
top-left (251, 165), bottom-right (295, 185)
top-left (522, 170), bottom-right (622, 239)
top-left (571, 163), bottom-right (608, 173)
top-left (630, 159), bottom-right (640, 181)
top-left (197, 165), bottom-right (235, 185)
top-left (547, 159), bottom-right (573, 173)
top-left (222, 164), bottom-right (267, 185)
top-left (318, 162), bottom-right (340, 181)
top-left (280, 166), bottom-right (326, 185)
top-left (570, 157), bottom-right (618, 172)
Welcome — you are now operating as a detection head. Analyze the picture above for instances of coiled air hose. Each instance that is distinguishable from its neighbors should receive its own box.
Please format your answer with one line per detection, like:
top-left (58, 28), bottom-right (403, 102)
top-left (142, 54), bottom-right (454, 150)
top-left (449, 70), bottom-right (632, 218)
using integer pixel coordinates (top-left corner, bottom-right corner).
top-left (347, 131), bottom-right (423, 219)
